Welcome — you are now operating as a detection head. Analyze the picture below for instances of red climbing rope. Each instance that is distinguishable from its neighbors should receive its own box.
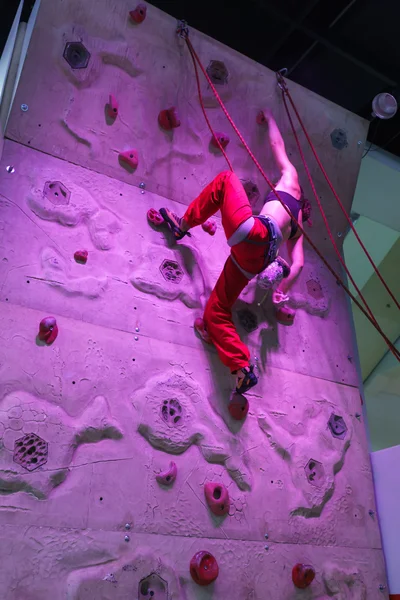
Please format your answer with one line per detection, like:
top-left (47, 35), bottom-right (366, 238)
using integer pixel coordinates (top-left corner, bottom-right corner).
top-left (182, 34), bottom-right (400, 361)
top-left (277, 72), bottom-right (400, 313)
top-left (281, 92), bottom-right (377, 326)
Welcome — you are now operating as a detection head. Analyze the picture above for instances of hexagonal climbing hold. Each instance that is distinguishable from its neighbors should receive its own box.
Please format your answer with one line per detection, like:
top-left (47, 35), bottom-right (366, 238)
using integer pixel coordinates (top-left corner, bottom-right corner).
top-left (206, 60), bottom-right (229, 85)
top-left (44, 181), bottom-right (71, 205)
top-left (63, 41), bottom-right (90, 69)
top-left (330, 128), bottom-right (348, 150)
top-left (241, 179), bottom-right (260, 207)
top-left (306, 279), bottom-right (324, 300)
top-left (159, 259), bottom-right (184, 284)
top-left (161, 398), bottom-right (183, 426)
top-left (139, 573), bottom-right (168, 599)
top-left (328, 414), bottom-right (347, 439)
top-left (304, 459), bottom-right (325, 487)
top-left (237, 308), bottom-right (258, 333)
top-left (13, 433), bottom-right (48, 471)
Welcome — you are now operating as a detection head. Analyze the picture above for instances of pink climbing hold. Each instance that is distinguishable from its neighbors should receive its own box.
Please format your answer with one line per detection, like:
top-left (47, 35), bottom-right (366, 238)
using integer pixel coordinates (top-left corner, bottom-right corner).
top-left (190, 551), bottom-right (219, 586)
top-left (211, 131), bottom-right (230, 149)
top-left (119, 149), bottom-right (139, 170)
top-left (158, 107), bottom-right (181, 130)
top-left (156, 461), bottom-right (177, 486)
top-left (201, 219), bottom-right (217, 236)
top-left (129, 3), bottom-right (147, 23)
top-left (292, 563), bottom-right (316, 589)
top-left (276, 305), bottom-right (295, 326)
top-left (74, 250), bottom-right (88, 264)
top-left (38, 316), bottom-right (58, 345)
top-left (256, 110), bottom-right (267, 125)
top-left (107, 94), bottom-right (118, 118)
top-left (228, 392), bottom-right (249, 421)
top-left (147, 208), bottom-right (164, 226)
top-left (204, 482), bottom-right (229, 516)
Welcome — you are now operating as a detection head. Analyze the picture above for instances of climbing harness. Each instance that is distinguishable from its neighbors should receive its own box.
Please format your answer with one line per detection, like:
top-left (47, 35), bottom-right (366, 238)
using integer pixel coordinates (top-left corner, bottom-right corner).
top-left (179, 27), bottom-right (399, 360)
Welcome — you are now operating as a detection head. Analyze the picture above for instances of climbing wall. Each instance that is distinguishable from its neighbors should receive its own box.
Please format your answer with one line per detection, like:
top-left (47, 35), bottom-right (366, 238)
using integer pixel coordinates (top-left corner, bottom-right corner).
top-left (0, 0), bottom-right (388, 598)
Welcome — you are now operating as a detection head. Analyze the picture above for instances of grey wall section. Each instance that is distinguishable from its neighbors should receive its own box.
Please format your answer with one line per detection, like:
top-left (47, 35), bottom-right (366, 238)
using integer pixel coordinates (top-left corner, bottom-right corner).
top-left (0, 0), bottom-right (388, 598)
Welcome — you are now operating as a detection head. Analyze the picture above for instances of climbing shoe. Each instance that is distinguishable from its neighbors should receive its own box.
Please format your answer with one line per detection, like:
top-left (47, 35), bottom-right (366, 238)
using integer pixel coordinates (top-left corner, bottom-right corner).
top-left (235, 365), bottom-right (258, 394)
top-left (159, 207), bottom-right (191, 241)
top-left (276, 255), bottom-right (291, 278)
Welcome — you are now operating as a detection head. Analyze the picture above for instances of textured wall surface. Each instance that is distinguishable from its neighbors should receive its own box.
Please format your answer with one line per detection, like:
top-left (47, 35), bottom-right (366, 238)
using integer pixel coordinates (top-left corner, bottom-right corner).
top-left (0, 0), bottom-right (387, 598)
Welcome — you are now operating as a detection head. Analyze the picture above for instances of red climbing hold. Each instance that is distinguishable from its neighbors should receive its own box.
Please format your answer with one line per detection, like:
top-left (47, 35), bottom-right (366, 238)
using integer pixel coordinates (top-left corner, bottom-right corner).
top-left (292, 563), bottom-right (315, 589)
top-left (204, 482), bottom-right (229, 516)
top-left (228, 392), bottom-right (249, 421)
top-left (156, 461), bottom-right (177, 486)
top-left (194, 318), bottom-right (213, 344)
top-left (38, 316), bottom-right (58, 345)
top-left (190, 551), bottom-right (219, 586)
top-left (211, 132), bottom-right (230, 149)
top-left (275, 306), bottom-right (295, 326)
top-left (107, 94), bottom-right (118, 118)
top-left (158, 107), bottom-right (181, 130)
top-left (74, 250), bottom-right (88, 264)
top-left (119, 149), bottom-right (139, 170)
top-left (201, 219), bottom-right (217, 236)
top-left (147, 208), bottom-right (164, 226)
top-left (256, 110), bottom-right (267, 125)
top-left (129, 3), bottom-right (147, 23)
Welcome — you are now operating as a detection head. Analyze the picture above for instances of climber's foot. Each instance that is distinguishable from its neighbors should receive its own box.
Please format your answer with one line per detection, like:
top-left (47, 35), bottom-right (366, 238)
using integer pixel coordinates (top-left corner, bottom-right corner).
top-left (275, 255), bottom-right (291, 278)
top-left (234, 365), bottom-right (258, 394)
top-left (159, 207), bottom-right (191, 241)
top-left (194, 318), bottom-right (213, 344)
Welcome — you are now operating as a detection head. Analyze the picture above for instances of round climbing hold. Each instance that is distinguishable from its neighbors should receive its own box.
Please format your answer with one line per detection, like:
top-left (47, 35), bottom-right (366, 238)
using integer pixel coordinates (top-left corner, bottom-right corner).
top-left (74, 250), bottom-right (88, 264)
top-left (129, 3), bottom-right (147, 23)
top-left (190, 551), bottom-right (219, 586)
top-left (119, 149), bottom-right (139, 170)
top-left (38, 316), bottom-right (58, 345)
top-left (204, 482), bottom-right (229, 516)
top-left (147, 208), bottom-right (164, 226)
top-left (292, 563), bottom-right (315, 589)
top-left (228, 392), bottom-right (249, 421)
top-left (275, 305), bottom-right (295, 326)
top-left (211, 131), bottom-right (230, 150)
top-left (158, 107), bottom-right (181, 130)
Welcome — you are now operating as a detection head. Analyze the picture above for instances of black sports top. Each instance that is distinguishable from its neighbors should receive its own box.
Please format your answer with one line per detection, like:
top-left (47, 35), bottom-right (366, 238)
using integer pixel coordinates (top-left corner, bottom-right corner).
top-left (265, 190), bottom-right (302, 239)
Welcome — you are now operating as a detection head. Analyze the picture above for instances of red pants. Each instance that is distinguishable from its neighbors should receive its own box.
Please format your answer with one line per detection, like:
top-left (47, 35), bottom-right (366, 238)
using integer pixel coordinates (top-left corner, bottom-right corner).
top-left (183, 171), bottom-right (270, 372)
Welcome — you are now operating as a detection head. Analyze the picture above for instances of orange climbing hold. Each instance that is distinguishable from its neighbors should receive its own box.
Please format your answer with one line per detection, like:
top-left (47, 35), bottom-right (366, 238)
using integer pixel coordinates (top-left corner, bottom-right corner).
top-left (158, 107), bottom-right (181, 130)
top-left (190, 551), bottom-right (219, 586)
top-left (129, 3), bottom-right (147, 23)
top-left (204, 482), bottom-right (230, 516)
top-left (107, 94), bottom-right (118, 118)
top-left (119, 149), bottom-right (139, 170)
top-left (38, 316), bottom-right (58, 345)
top-left (292, 563), bottom-right (315, 589)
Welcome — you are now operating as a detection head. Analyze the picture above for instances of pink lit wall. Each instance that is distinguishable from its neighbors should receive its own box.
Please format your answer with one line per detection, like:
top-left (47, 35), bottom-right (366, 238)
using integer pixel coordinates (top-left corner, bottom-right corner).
top-left (0, 0), bottom-right (388, 598)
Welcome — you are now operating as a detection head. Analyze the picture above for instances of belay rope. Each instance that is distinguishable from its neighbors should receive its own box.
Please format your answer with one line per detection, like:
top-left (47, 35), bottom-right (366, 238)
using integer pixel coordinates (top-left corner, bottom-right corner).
top-left (179, 24), bottom-right (399, 361)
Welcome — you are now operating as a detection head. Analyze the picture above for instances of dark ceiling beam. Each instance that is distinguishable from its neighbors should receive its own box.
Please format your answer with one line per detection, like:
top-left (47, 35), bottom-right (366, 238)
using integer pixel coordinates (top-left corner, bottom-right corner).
top-left (249, 0), bottom-right (398, 88)
top-left (262, 0), bottom-right (321, 63)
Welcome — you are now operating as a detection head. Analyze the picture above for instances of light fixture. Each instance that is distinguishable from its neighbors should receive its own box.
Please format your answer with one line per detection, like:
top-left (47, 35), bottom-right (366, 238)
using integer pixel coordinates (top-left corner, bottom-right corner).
top-left (371, 93), bottom-right (398, 119)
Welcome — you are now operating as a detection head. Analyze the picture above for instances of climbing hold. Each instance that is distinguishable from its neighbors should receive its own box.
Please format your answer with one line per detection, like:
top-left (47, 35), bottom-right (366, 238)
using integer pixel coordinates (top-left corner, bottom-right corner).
top-left (147, 208), bottom-right (164, 226)
top-left (194, 318), bottom-right (212, 344)
top-left (204, 482), bottom-right (229, 516)
top-left (74, 250), bottom-right (88, 264)
top-left (158, 107), bottom-right (181, 130)
top-left (38, 316), bottom-right (58, 345)
top-left (129, 3), bottom-right (147, 23)
top-left (292, 563), bottom-right (315, 589)
top-left (201, 219), bottom-right (217, 236)
top-left (211, 132), bottom-right (230, 150)
top-left (156, 461), bottom-right (177, 486)
top-left (228, 392), bottom-right (249, 421)
top-left (256, 110), bottom-right (267, 125)
top-left (119, 149), bottom-right (139, 170)
top-left (275, 305), bottom-right (295, 326)
top-left (107, 94), bottom-right (118, 118)
top-left (190, 551), bottom-right (219, 586)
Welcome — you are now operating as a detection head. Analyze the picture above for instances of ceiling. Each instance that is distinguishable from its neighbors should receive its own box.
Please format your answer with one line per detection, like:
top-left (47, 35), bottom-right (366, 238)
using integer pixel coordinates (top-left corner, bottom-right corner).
top-left (2, 1), bottom-right (400, 156)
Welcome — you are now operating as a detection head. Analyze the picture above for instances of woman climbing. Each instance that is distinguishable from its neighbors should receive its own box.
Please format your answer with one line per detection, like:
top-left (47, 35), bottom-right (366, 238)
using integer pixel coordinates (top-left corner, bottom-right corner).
top-left (159, 108), bottom-right (311, 395)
